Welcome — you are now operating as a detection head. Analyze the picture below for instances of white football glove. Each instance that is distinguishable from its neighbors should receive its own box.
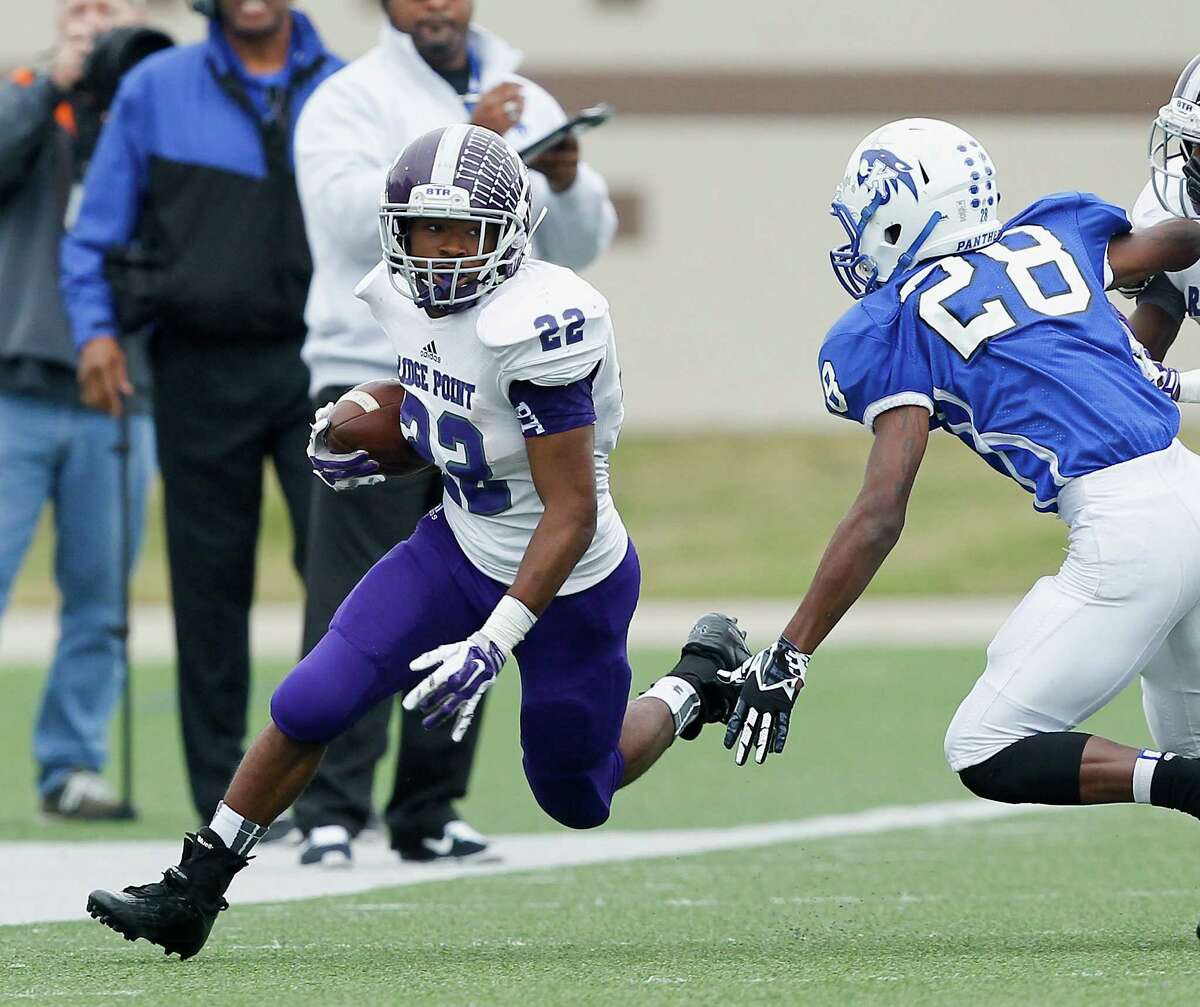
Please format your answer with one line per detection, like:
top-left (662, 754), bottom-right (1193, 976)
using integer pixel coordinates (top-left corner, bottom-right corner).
top-left (402, 633), bottom-right (507, 742)
top-left (307, 401), bottom-right (385, 491)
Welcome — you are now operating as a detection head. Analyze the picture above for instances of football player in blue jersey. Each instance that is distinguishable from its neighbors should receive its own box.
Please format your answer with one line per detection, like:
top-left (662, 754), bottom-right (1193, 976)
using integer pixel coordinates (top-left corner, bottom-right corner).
top-left (724, 119), bottom-right (1200, 921)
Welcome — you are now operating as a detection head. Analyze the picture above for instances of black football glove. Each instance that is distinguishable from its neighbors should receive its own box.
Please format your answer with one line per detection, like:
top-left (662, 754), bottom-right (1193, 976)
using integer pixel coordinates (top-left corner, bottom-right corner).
top-left (722, 637), bottom-right (809, 766)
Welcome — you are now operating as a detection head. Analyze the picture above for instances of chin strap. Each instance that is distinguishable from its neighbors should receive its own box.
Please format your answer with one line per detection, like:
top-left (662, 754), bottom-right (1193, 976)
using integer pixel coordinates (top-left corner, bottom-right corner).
top-left (892, 211), bottom-right (946, 277)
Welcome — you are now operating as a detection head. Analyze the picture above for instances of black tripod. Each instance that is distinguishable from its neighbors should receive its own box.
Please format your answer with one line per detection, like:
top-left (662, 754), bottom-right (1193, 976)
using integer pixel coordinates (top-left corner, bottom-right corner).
top-left (112, 405), bottom-right (137, 820)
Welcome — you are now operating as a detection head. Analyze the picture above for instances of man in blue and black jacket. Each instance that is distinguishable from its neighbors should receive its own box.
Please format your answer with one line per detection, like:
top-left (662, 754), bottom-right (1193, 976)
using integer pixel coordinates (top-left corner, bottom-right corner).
top-left (61, 0), bottom-right (341, 823)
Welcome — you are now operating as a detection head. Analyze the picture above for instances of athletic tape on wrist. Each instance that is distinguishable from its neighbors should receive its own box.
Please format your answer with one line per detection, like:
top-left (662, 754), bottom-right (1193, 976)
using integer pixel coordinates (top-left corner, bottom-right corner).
top-left (481, 595), bottom-right (537, 655)
top-left (1178, 369), bottom-right (1200, 404)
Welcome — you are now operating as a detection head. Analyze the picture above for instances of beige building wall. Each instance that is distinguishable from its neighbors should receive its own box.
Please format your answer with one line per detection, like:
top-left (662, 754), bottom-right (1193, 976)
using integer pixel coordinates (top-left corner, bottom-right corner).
top-left (4, 1), bottom-right (1195, 430)
top-left (5, 1), bottom-right (1196, 70)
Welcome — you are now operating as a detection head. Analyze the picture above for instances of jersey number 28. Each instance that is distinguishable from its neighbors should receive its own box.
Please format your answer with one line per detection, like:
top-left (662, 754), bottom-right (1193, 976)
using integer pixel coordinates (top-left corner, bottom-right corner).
top-left (899, 225), bottom-right (1091, 358)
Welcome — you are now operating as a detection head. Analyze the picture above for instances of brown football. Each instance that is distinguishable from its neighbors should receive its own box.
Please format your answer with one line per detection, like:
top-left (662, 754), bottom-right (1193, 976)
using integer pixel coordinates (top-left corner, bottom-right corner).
top-left (325, 380), bottom-right (431, 477)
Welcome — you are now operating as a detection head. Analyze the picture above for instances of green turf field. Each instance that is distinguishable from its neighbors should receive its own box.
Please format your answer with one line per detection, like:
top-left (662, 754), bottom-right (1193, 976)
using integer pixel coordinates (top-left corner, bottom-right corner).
top-left (5, 649), bottom-right (1200, 1004)
top-left (6, 430), bottom-right (1075, 607)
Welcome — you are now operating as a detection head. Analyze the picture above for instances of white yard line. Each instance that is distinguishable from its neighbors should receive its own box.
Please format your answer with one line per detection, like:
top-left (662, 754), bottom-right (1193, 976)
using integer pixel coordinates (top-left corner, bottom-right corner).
top-left (1, 799), bottom-right (1054, 926)
top-left (0, 597), bottom-right (1017, 667)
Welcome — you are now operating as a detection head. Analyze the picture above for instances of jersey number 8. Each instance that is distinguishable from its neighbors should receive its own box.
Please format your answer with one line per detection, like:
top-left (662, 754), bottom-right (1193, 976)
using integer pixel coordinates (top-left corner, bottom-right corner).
top-left (899, 225), bottom-right (1091, 359)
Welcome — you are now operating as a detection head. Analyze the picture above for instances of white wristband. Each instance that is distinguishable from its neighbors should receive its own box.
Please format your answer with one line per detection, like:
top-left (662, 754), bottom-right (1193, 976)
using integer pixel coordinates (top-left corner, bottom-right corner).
top-left (1178, 368), bottom-right (1200, 404)
top-left (480, 595), bottom-right (537, 655)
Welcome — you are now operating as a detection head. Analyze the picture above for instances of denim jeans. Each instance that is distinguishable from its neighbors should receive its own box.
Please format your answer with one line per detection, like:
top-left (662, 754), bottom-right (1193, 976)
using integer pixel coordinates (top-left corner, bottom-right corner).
top-left (0, 390), bottom-right (154, 795)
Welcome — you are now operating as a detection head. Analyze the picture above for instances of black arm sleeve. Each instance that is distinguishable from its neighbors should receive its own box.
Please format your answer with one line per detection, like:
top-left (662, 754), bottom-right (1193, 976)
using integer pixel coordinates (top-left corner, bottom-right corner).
top-left (1136, 271), bottom-right (1188, 326)
top-left (0, 76), bottom-right (59, 202)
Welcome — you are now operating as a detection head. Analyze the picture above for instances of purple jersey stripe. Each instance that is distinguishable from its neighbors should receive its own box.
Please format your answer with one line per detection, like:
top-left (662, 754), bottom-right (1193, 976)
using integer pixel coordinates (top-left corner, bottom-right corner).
top-left (508, 375), bottom-right (598, 438)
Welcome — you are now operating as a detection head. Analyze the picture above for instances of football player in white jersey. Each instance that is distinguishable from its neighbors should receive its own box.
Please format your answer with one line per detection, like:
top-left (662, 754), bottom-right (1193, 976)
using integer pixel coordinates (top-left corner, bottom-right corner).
top-left (84, 125), bottom-right (752, 960)
top-left (1130, 54), bottom-right (1200, 361)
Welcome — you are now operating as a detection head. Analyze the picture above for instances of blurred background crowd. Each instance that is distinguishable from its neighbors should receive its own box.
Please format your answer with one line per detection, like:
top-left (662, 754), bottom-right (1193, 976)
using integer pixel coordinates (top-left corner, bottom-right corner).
top-left (1, 0), bottom-right (1197, 863)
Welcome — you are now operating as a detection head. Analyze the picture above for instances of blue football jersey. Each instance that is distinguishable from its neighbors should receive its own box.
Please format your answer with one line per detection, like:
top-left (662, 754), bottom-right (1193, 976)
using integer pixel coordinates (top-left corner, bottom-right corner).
top-left (818, 192), bottom-right (1180, 512)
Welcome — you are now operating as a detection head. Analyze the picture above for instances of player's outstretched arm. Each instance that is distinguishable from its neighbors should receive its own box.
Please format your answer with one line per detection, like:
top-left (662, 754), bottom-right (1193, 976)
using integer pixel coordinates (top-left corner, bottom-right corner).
top-left (782, 404), bottom-right (929, 653)
top-left (1107, 219), bottom-right (1200, 292)
top-left (724, 405), bottom-right (929, 765)
top-left (403, 424), bottom-right (598, 740)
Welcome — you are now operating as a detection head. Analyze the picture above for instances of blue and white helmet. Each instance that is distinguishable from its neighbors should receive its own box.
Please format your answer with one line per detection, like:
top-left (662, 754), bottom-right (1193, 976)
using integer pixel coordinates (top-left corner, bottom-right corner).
top-left (830, 118), bottom-right (1003, 299)
top-left (379, 124), bottom-right (533, 311)
top-left (1149, 54), bottom-right (1200, 219)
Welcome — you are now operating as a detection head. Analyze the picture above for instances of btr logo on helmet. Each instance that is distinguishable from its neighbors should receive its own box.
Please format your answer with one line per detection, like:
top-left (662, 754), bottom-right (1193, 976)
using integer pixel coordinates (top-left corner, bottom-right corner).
top-left (856, 149), bottom-right (919, 203)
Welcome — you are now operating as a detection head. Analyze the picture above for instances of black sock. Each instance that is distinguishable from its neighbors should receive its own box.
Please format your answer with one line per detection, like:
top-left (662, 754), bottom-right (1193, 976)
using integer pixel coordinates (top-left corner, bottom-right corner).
top-left (669, 653), bottom-right (721, 680)
top-left (1149, 754), bottom-right (1200, 819)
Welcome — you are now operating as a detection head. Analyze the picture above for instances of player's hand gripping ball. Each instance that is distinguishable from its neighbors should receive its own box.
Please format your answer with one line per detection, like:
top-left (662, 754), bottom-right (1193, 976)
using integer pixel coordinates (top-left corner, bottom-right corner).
top-left (723, 637), bottom-right (810, 766)
top-left (308, 380), bottom-right (430, 490)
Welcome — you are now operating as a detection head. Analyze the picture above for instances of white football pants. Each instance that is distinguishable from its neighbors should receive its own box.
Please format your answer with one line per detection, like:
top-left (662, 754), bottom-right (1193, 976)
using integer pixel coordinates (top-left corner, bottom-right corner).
top-left (945, 440), bottom-right (1200, 772)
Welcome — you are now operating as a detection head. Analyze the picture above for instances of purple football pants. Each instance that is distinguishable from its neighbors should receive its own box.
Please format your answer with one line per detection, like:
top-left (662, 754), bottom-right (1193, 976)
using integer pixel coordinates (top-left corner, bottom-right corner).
top-left (272, 507), bottom-right (640, 830)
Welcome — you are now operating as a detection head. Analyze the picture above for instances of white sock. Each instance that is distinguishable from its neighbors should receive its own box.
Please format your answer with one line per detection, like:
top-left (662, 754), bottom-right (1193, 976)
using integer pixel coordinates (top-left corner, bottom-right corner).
top-left (208, 800), bottom-right (268, 856)
top-left (642, 677), bottom-right (700, 737)
top-left (1132, 749), bottom-right (1176, 804)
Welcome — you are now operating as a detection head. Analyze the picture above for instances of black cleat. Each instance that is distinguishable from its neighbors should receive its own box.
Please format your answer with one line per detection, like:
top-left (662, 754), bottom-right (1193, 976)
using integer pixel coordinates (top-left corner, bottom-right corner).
top-left (671, 612), bottom-right (752, 740)
top-left (86, 828), bottom-right (248, 960)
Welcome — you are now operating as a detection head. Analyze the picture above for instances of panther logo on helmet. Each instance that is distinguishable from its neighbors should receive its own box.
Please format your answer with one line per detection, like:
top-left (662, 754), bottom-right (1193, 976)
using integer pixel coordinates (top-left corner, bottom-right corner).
top-left (856, 149), bottom-right (919, 203)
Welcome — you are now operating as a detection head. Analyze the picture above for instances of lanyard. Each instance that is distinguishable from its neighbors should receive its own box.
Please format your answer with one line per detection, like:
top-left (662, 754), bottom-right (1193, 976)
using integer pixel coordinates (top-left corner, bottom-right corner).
top-left (459, 46), bottom-right (482, 114)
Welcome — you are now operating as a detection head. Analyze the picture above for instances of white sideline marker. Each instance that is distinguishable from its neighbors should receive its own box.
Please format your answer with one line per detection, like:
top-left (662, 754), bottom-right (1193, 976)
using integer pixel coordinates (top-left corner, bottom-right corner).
top-left (1, 799), bottom-right (1056, 926)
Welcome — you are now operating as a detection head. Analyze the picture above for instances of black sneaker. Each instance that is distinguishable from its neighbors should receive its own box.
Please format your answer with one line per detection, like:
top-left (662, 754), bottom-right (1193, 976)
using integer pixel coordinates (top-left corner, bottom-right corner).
top-left (396, 820), bottom-right (492, 863)
top-left (671, 612), bottom-right (751, 740)
top-left (86, 828), bottom-right (248, 959)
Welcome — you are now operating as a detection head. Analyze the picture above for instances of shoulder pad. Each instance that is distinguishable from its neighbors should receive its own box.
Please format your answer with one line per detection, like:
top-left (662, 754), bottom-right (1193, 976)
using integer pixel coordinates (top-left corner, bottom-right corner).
top-left (353, 261), bottom-right (390, 310)
top-left (476, 261), bottom-right (609, 349)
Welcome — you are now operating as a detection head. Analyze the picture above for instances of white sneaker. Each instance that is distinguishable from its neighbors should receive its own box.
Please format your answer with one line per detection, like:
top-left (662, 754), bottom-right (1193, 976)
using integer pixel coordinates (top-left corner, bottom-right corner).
top-left (299, 824), bottom-right (353, 868)
top-left (41, 770), bottom-right (123, 820)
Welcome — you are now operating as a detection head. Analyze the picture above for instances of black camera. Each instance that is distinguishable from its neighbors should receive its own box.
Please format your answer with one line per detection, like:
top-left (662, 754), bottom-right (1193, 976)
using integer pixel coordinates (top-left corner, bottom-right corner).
top-left (77, 26), bottom-right (174, 115)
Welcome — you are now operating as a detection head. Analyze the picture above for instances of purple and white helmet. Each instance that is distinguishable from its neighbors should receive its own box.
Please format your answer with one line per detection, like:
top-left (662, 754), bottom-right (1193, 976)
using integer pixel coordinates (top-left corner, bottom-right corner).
top-left (379, 124), bottom-right (533, 311)
top-left (1149, 53), bottom-right (1200, 218)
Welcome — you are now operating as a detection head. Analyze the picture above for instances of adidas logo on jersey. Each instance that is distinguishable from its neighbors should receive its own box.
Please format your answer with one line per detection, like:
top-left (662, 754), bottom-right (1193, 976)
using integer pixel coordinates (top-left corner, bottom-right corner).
top-left (420, 340), bottom-right (442, 364)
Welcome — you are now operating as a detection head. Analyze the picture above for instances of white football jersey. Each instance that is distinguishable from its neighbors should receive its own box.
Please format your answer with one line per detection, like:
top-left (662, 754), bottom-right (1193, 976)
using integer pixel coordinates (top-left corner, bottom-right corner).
top-left (1132, 181), bottom-right (1200, 324)
top-left (355, 258), bottom-right (628, 594)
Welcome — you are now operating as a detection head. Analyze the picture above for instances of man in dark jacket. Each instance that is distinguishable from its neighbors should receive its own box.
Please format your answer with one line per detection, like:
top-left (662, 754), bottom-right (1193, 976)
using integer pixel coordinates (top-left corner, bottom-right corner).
top-left (61, 0), bottom-right (342, 823)
top-left (0, 0), bottom-right (156, 820)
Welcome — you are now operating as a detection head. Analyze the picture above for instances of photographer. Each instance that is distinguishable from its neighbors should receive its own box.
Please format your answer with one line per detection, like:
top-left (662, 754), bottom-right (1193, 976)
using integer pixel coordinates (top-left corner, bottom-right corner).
top-left (0, 0), bottom-right (155, 820)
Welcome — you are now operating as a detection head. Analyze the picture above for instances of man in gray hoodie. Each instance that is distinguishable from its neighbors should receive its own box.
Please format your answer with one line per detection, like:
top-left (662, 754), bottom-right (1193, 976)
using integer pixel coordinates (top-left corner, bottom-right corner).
top-left (0, 0), bottom-right (154, 819)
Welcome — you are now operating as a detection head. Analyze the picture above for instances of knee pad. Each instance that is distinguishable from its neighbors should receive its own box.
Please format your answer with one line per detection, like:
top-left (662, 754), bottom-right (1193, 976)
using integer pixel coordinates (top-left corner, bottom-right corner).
top-left (271, 630), bottom-right (387, 744)
top-left (957, 731), bottom-right (1091, 805)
